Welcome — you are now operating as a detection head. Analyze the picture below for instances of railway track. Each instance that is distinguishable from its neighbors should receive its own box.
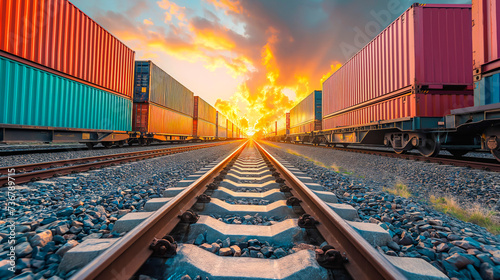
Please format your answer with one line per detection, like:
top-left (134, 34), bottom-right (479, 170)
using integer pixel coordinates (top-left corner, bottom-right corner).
top-left (0, 141), bottom-right (237, 187)
top-left (60, 140), bottom-right (446, 280)
top-left (279, 142), bottom-right (500, 172)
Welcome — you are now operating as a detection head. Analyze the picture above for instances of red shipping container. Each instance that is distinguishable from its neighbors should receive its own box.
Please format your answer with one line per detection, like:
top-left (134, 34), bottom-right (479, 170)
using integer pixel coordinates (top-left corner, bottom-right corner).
top-left (472, 0), bottom-right (500, 75)
top-left (322, 4), bottom-right (473, 120)
top-left (0, 0), bottom-right (135, 97)
top-left (323, 92), bottom-right (473, 130)
top-left (133, 103), bottom-right (193, 136)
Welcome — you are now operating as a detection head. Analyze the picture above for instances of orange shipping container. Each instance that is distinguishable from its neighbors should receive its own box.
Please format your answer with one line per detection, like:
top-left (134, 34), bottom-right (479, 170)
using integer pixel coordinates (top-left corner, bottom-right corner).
top-left (195, 119), bottom-right (216, 138)
top-left (133, 103), bottom-right (193, 136)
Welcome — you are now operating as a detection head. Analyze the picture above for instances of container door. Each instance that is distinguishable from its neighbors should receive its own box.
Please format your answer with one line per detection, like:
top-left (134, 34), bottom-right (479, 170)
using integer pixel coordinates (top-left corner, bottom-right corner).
top-left (134, 62), bottom-right (151, 102)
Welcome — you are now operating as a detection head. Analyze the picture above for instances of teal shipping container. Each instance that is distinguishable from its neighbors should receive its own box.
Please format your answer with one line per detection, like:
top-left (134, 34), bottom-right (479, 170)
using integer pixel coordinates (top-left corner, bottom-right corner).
top-left (474, 73), bottom-right (500, 106)
top-left (0, 56), bottom-right (132, 131)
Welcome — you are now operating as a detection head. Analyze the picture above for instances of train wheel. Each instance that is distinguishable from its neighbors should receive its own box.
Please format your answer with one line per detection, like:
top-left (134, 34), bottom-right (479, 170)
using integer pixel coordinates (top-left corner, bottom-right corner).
top-left (449, 150), bottom-right (469, 158)
top-left (342, 144), bottom-right (349, 148)
top-left (85, 143), bottom-right (95, 150)
top-left (417, 135), bottom-right (440, 157)
top-left (394, 149), bottom-right (407, 154)
top-left (117, 141), bottom-right (125, 148)
top-left (102, 142), bottom-right (113, 149)
top-left (491, 149), bottom-right (500, 162)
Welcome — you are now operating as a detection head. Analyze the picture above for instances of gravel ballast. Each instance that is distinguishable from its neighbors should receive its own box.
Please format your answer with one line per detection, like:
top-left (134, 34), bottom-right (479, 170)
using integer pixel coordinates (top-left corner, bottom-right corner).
top-left (0, 141), bottom-right (235, 167)
top-left (262, 141), bottom-right (500, 280)
top-left (0, 142), bottom-right (241, 279)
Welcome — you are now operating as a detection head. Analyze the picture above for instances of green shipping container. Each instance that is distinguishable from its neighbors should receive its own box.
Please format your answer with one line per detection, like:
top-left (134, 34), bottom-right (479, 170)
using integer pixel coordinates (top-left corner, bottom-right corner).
top-left (0, 56), bottom-right (132, 131)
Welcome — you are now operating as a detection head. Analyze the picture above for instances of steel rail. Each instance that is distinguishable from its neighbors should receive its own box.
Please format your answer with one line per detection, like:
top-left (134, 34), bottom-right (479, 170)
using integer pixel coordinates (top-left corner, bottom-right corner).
top-left (275, 141), bottom-right (500, 172)
top-left (69, 140), bottom-right (248, 280)
top-left (0, 141), bottom-right (238, 187)
top-left (255, 141), bottom-right (407, 280)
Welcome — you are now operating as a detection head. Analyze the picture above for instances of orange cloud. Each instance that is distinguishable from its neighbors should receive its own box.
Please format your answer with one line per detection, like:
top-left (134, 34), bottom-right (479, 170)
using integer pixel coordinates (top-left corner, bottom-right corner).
top-left (320, 62), bottom-right (343, 84)
top-left (91, 1), bottom-right (348, 135)
top-left (157, 0), bottom-right (186, 23)
top-left (205, 0), bottom-right (243, 14)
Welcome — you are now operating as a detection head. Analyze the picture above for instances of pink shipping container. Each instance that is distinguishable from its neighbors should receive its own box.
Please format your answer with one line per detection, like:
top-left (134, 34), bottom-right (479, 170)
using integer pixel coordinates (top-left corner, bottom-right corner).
top-left (472, 0), bottom-right (500, 74)
top-left (323, 92), bottom-right (474, 130)
top-left (322, 4), bottom-right (473, 123)
top-left (133, 103), bottom-right (193, 136)
top-left (0, 0), bottom-right (135, 97)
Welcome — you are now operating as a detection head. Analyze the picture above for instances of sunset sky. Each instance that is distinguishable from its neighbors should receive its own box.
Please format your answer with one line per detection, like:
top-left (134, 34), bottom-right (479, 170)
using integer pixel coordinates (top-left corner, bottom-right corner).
top-left (72, 0), bottom-right (470, 134)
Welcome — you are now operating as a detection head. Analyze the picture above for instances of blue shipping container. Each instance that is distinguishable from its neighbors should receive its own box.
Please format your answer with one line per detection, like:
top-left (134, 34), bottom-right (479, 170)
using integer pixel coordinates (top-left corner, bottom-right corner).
top-left (475, 73), bottom-right (500, 106)
top-left (0, 56), bottom-right (132, 131)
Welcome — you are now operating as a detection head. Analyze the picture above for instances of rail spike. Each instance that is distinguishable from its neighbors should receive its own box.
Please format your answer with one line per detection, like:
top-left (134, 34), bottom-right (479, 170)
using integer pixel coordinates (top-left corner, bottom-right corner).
top-left (150, 235), bottom-right (177, 258)
top-left (316, 244), bottom-right (348, 269)
top-left (279, 184), bottom-right (291, 193)
top-left (178, 209), bottom-right (200, 223)
top-left (196, 194), bottom-right (211, 203)
top-left (286, 196), bottom-right (301, 206)
top-left (298, 214), bottom-right (319, 229)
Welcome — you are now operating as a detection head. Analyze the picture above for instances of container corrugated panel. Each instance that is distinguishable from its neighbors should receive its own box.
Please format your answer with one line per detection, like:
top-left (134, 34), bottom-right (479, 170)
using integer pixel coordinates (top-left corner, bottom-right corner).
top-left (290, 92), bottom-right (315, 128)
top-left (290, 122), bottom-right (315, 135)
top-left (217, 112), bottom-right (227, 128)
top-left (197, 119), bottom-right (216, 137)
top-left (227, 120), bottom-right (233, 138)
top-left (218, 126), bottom-right (227, 138)
top-left (0, 56), bottom-right (131, 130)
top-left (134, 61), bottom-right (194, 117)
top-left (323, 92), bottom-right (473, 130)
top-left (0, 0), bottom-right (135, 97)
top-left (132, 103), bottom-right (193, 135)
top-left (194, 96), bottom-right (216, 123)
top-left (475, 72), bottom-right (500, 105)
top-left (322, 4), bottom-right (473, 118)
top-left (472, 0), bottom-right (500, 70)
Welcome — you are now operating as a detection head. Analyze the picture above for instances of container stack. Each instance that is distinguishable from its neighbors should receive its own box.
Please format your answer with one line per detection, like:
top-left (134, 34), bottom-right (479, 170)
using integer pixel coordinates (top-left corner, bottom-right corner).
top-left (322, 4), bottom-right (473, 131)
top-left (0, 0), bottom-right (134, 131)
top-left (193, 96), bottom-right (217, 140)
top-left (472, 0), bottom-right (500, 106)
top-left (132, 61), bottom-right (194, 139)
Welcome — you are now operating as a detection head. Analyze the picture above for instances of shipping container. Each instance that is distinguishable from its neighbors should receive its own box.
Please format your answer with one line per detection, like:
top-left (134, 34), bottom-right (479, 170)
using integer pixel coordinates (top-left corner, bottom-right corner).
top-left (217, 112), bottom-right (227, 128)
top-left (472, 0), bottom-right (500, 106)
top-left (216, 112), bottom-right (227, 138)
top-left (134, 61), bottom-right (194, 116)
top-left (227, 120), bottom-right (233, 138)
top-left (323, 91), bottom-right (474, 130)
top-left (193, 96), bottom-right (217, 123)
top-left (0, 0), bottom-right (135, 97)
top-left (290, 90), bottom-right (322, 135)
top-left (193, 119), bottom-right (216, 138)
top-left (474, 73), bottom-right (500, 105)
top-left (0, 55), bottom-right (131, 131)
top-left (322, 4), bottom-right (473, 119)
top-left (132, 103), bottom-right (193, 136)
top-left (472, 0), bottom-right (500, 74)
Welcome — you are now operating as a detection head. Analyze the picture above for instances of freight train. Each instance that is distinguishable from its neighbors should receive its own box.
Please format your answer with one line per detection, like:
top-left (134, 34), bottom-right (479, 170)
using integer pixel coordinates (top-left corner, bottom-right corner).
top-left (266, 2), bottom-right (500, 163)
top-left (0, 0), bottom-right (244, 148)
